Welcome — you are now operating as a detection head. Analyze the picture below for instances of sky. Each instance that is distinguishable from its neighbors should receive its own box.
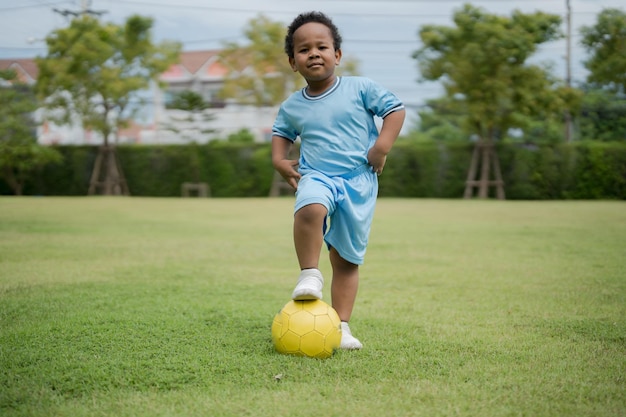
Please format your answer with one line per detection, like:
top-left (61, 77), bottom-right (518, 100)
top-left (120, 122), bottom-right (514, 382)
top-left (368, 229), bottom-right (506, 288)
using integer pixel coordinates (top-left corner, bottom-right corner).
top-left (0, 0), bottom-right (624, 111)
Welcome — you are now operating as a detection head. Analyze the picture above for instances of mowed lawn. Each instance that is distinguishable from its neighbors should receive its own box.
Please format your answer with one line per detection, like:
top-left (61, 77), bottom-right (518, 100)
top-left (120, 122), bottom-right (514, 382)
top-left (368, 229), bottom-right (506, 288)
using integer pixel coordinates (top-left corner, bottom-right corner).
top-left (0, 197), bottom-right (624, 417)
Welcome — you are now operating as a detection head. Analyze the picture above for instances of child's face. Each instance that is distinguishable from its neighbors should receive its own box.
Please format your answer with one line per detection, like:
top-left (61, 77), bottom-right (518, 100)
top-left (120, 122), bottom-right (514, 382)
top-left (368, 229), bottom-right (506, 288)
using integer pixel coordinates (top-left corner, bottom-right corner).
top-left (289, 22), bottom-right (342, 85)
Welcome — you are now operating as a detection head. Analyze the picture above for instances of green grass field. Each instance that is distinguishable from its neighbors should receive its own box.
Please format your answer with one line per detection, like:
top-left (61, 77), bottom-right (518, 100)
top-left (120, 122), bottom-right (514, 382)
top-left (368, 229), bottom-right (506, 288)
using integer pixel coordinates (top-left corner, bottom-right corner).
top-left (1, 197), bottom-right (624, 417)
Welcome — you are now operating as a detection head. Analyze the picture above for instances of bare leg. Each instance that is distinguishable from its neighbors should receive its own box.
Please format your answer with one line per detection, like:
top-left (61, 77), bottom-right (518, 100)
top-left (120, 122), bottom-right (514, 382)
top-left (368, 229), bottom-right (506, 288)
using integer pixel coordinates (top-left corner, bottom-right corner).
top-left (293, 203), bottom-right (327, 270)
top-left (291, 203), bottom-right (328, 300)
top-left (329, 247), bottom-right (359, 322)
top-left (330, 247), bottom-right (363, 349)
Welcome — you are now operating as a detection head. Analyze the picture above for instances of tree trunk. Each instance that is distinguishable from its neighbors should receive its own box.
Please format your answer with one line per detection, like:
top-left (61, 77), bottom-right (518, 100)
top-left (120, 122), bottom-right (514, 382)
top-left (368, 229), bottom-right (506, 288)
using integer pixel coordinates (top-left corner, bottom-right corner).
top-left (88, 145), bottom-right (130, 196)
top-left (2, 168), bottom-right (23, 196)
top-left (463, 139), bottom-right (505, 200)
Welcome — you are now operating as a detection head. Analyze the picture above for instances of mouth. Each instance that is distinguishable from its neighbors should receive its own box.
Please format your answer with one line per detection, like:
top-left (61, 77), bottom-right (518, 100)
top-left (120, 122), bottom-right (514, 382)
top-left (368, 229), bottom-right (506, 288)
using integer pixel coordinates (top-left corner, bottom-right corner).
top-left (308, 62), bottom-right (324, 68)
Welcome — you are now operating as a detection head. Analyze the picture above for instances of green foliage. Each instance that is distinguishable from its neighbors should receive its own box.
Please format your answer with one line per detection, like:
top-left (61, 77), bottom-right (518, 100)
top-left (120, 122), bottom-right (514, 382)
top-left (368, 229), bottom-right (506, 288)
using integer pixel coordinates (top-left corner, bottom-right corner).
top-left (202, 142), bottom-right (274, 196)
top-left (415, 95), bottom-right (573, 146)
top-left (116, 143), bottom-right (274, 197)
top-left (3, 141), bottom-right (625, 199)
top-left (166, 90), bottom-right (210, 111)
top-left (566, 142), bottom-right (626, 199)
top-left (508, 115), bottom-right (566, 145)
top-left (578, 88), bottom-right (626, 141)
top-left (414, 4), bottom-right (580, 143)
top-left (35, 15), bottom-right (181, 145)
top-left (0, 70), bottom-right (62, 195)
top-left (580, 8), bottom-right (626, 94)
top-left (162, 90), bottom-right (216, 142)
top-left (415, 97), bottom-right (466, 142)
top-left (499, 144), bottom-right (577, 199)
top-left (218, 14), bottom-right (360, 106)
top-left (226, 128), bottom-right (255, 144)
top-left (380, 141), bottom-right (626, 199)
top-left (379, 141), bottom-right (469, 197)
top-left (218, 14), bottom-right (301, 106)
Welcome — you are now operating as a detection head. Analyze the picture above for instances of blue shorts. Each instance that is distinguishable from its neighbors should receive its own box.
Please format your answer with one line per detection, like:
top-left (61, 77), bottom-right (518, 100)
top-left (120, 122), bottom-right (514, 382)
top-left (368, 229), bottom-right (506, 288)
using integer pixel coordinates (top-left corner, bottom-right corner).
top-left (294, 165), bottom-right (378, 265)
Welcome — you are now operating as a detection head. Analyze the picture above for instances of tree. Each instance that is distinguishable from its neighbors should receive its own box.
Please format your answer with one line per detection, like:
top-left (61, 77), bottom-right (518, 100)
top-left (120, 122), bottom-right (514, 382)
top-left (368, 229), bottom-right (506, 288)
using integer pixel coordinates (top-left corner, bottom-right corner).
top-left (0, 70), bottom-right (61, 195)
top-left (416, 96), bottom-right (566, 145)
top-left (413, 4), bottom-right (580, 198)
top-left (167, 90), bottom-right (211, 112)
top-left (35, 15), bottom-right (181, 195)
top-left (226, 128), bottom-right (255, 144)
top-left (218, 14), bottom-right (359, 106)
top-left (161, 90), bottom-right (216, 185)
top-left (578, 87), bottom-right (626, 141)
top-left (219, 15), bottom-right (297, 106)
top-left (163, 90), bottom-right (216, 143)
top-left (580, 8), bottom-right (626, 94)
top-left (578, 8), bottom-right (626, 141)
top-left (415, 97), bottom-right (467, 142)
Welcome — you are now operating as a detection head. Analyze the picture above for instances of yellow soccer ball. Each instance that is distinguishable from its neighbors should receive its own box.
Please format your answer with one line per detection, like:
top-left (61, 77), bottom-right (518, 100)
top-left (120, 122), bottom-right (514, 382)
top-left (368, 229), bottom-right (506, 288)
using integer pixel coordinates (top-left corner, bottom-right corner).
top-left (271, 299), bottom-right (342, 359)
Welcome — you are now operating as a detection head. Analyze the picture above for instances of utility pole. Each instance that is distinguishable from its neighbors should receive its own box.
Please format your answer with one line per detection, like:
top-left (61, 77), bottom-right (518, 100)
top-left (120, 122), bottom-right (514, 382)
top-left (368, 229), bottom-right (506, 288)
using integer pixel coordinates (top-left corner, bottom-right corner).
top-left (53, 0), bottom-right (106, 19)
top-left (564, 0), bottom-right (573, 143)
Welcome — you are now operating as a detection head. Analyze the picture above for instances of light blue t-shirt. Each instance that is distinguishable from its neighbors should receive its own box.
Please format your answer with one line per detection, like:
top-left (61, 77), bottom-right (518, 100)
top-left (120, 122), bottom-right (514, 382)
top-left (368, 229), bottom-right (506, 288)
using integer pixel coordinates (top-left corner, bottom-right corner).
top-left (272, 76), bottom-right (404, 177)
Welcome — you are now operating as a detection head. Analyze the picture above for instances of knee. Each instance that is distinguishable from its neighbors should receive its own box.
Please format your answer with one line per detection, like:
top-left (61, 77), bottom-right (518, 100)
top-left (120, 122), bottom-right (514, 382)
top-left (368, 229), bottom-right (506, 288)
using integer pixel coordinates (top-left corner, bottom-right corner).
top-left (330, 247), bottom-right (358, 271)
top-left (295, 203), bottom-right (327, 226)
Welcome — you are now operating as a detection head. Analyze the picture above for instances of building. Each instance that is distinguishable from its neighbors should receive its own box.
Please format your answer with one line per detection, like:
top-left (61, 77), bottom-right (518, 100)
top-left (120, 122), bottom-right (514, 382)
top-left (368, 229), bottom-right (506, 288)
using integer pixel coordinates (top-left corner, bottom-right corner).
top-left (0, 50), bottom-right (278, 145)
top-left (0, 58), bottom-right (39, 84)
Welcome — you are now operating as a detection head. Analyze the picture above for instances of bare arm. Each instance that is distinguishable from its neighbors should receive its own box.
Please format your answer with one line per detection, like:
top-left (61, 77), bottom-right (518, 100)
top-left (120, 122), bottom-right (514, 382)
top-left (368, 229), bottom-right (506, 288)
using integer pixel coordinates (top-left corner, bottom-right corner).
top-left (272, 135), bottom-right (301, 189)
top-left (367, 109), bottom-right (406, 175)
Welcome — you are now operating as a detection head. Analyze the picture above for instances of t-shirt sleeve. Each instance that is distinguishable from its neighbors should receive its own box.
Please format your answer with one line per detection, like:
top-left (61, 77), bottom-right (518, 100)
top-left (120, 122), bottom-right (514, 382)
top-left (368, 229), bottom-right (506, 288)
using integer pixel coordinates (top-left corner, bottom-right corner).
top-left (272, 104), bottom-right (298, 142)
top-left (363, 79), bottom-right (405, 119)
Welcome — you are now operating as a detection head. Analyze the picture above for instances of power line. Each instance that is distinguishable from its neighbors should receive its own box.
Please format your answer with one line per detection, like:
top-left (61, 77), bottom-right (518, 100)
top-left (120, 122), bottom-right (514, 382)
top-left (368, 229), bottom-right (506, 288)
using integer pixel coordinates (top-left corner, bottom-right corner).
top-left (104, 0), bottom-right (457, 18)
top-left (103, 0), bottom-right (603, 18)
top-left (0, 46), bottom-right (46, 50)
top-left (0, 1), bottom-right (71, 11)
top-left (314, 0), bottom-right (563, 2)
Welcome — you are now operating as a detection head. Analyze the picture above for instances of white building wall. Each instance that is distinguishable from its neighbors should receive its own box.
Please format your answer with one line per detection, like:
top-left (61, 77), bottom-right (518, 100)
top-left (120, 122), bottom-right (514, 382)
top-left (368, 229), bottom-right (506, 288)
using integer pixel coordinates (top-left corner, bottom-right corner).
top-left (140, 104), bottom-right (278, 144)
top-left (36, 102), bottom-right (279, 145)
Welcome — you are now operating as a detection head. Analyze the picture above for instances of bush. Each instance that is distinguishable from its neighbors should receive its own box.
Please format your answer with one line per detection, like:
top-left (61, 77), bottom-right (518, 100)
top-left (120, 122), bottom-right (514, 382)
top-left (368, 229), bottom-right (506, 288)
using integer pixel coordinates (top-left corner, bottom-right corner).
top-left (3, 141), bottom-right (625, 199)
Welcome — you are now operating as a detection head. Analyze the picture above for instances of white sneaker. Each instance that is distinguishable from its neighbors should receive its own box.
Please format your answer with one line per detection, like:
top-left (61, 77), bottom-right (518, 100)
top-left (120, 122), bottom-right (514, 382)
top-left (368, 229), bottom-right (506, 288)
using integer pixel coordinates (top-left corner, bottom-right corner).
top-left (340, 322), bottom-right (363, 350)
top-left (291, 268), bottom-right (324, 300)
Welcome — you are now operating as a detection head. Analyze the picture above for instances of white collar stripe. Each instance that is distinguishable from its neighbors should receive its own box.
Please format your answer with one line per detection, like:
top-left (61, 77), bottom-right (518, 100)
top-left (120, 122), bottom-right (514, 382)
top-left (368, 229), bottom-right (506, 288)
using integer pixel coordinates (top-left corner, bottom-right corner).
top-left (301, 77), bottom-right (342, 101)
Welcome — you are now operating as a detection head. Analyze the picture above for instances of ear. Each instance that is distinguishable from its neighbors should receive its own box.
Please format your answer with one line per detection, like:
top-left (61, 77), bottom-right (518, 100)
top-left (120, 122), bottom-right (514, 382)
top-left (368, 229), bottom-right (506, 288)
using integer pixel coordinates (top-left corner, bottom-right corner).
top-left (289, 57), bottom-right (298, 72)
top-left (335, 48), bottom-right (342, 66)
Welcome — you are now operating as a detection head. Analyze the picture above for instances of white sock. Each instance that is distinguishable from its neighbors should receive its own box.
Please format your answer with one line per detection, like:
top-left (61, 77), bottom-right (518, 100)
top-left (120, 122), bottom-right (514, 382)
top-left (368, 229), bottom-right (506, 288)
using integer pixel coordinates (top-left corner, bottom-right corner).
top-left (292, 268), bottom-right (324, 300)
top-left (340, 321), bottom-right (363, 350)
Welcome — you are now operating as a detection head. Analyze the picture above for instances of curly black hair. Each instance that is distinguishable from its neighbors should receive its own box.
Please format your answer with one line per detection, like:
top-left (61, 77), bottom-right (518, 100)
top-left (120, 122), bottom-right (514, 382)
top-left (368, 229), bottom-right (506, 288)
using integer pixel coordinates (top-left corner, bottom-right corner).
top-left (284, 11), bottom-right (342, 58)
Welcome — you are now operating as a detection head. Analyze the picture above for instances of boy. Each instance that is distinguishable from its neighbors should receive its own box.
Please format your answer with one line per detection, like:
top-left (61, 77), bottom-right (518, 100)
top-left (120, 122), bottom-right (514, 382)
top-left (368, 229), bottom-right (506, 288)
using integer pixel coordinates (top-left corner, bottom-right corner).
top-left (272, 11), bottom-right (405, 349)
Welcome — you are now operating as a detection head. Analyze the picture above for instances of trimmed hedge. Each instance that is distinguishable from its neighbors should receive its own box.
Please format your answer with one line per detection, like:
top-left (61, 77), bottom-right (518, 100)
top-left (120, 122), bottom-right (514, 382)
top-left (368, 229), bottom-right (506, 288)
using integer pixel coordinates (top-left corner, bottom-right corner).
top-left (3, 141), bottom-right (625, 199)
top-left (117, 143), bottom-right (274, 197)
